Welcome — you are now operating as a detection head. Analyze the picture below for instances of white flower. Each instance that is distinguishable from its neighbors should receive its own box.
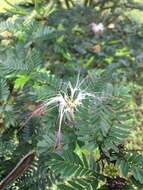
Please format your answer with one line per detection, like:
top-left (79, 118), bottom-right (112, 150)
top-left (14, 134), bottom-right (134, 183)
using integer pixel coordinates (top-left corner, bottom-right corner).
top-left (22, 75), bottom-right (108, 148)
top-left (90, 22), bottom-right (105, 34)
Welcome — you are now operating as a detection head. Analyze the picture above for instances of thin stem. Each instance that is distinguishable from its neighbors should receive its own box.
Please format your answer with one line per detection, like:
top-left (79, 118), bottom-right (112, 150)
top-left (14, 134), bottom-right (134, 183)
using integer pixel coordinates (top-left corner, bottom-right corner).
top-left (64, 0), bottom-right (70, 8)
top-left (125, 149), bottom-right (143, 152)
top-left (84, 0), bottom-right (89, 6)
top-left (0, 151), bottom-right (35, 190)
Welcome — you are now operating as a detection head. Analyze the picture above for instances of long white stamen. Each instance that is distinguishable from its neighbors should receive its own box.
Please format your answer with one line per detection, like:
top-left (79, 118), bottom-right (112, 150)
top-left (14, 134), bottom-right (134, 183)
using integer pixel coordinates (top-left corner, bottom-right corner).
top-left (23, 75), bottom-right (108, 148)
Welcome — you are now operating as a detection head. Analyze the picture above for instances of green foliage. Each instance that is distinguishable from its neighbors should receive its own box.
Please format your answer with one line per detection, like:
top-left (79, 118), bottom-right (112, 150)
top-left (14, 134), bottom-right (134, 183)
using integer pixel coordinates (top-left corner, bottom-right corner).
top-left (48, 150), bottom-right (101, 190)
top-left (0, 0), bottom-right (143, 189)
top-left (0, 78), bottom-right (9, 101)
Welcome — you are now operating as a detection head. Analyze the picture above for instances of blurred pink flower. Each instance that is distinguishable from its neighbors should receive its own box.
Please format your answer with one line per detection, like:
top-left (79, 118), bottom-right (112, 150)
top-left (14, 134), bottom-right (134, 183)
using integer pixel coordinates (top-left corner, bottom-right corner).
top-left (90, 22), bottom-right (105, 34)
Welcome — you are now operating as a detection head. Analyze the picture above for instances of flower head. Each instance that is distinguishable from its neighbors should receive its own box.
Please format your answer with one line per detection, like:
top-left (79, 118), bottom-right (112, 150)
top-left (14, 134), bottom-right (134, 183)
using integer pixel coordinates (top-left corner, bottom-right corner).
top-left (22, 75), bottom-right (107, 148)
top-left (90, 22), bottom-right (105, 34)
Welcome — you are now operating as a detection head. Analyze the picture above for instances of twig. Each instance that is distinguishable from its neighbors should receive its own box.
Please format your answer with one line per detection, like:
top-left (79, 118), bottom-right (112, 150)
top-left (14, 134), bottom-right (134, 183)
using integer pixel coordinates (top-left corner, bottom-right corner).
top-left (124, 3), bottom-right (143, 10)
top-left (0, 151), bottom-right (35, 190)
top-left (125, 149), bottom-right (143, 152)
